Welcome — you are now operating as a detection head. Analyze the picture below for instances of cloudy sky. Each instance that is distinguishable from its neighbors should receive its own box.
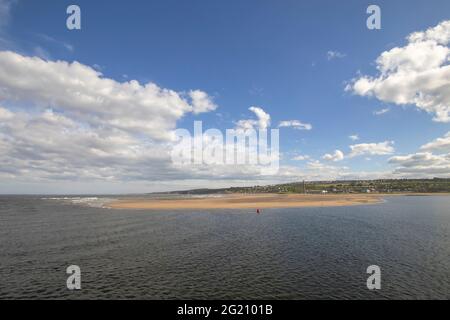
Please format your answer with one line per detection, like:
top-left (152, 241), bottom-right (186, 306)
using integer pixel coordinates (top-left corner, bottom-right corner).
top-left (0, 0), bottom-right (449, 194)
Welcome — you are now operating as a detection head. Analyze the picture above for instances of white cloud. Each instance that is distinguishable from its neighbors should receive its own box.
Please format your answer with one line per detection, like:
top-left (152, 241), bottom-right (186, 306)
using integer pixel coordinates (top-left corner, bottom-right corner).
top-left (347, 20), bottom-right (450, 122)
top-left (249, 106), bottom-right (271, 129)
top-left (322, 150), bottom-right (344, 162)
top-left (389, 152), bottom-right (447, 167)
top-left (291, 155), bottom-right (310, 161)
top-left (387, 132), bottom-right (450, 178)
top-left (0, 51), bottom-right (226, 187)
top-left (3, 46), bottom-right (446, 191)
top-left (236, 106), bottom-right (271, 130)
top-left (349, 134), bottom-right (359, 141)
top-left (278, 120), bottom-right (312, 131)
top-left (189, 90), bottom-right (218, 114)
top-left (373, 108), bottom-right (390, 115)
top-left (327, 50), bottom-right (346, 60)
top-left (389, 152), bottom-right (450, 176)
top-left (0, 51), bottom-right (216, 141)
top-left (0, 107), bottom-right (175, 181)
top-left (420, 131), bottom-right (450, 153)
top-left (349, 141), bottom-right (395, 157)
top-left (0, 52), bottom-right (297, 190)
top-left (0, 104), bottom-right (284, 186)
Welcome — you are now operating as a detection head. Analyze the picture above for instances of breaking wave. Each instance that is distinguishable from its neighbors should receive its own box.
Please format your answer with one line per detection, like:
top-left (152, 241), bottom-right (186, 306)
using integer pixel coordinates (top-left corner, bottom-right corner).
top-left (41, 196), bottom-right (115, 208)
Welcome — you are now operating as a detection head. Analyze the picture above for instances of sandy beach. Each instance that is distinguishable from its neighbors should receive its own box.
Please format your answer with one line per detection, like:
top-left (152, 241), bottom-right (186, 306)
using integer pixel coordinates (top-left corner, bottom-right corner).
top-left (108, 193), bottom-right (390, 210)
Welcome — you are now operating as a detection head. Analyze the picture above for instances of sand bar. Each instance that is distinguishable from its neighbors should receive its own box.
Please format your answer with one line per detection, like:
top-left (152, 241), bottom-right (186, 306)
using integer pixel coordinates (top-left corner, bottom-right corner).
top-left (107, 193), bottom-right (392, 210)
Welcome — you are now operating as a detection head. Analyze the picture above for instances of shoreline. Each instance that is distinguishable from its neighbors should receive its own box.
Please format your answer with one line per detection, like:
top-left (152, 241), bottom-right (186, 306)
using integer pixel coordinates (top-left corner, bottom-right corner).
top-left (105, 193), bottom-right (449, 210)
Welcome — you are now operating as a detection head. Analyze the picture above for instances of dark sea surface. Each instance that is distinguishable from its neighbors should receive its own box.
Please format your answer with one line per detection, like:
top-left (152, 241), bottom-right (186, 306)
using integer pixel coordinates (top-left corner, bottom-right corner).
top-left (0, 195), bottom-right (449, 300)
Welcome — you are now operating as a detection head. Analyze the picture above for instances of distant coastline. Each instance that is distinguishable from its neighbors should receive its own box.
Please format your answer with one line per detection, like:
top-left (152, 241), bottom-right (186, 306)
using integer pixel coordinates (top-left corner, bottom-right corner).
top-left (154, 178), bottom-right (450, 195)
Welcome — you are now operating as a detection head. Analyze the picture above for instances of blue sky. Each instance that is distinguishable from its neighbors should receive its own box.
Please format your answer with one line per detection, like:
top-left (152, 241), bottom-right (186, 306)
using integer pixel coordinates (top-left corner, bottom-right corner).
top-left (0, 0), bottom-right (449, 193)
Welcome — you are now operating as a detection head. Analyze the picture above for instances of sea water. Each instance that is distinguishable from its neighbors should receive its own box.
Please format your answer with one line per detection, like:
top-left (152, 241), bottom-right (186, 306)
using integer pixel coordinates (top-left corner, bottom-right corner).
top-left (0, 195), bottom-right (449, 299)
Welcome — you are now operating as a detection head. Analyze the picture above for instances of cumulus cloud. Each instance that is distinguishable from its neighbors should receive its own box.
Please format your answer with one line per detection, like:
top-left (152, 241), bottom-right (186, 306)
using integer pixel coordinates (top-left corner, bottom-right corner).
top-left (388, 132), bottom-right (450, 177)
top-left (420, 131), bottom-right (450, 153)
top-left (346, 20), bottom-right (450, 122)
top-left (0, 51), bottom-right (224, 186)
top-left (0, 107), bottom-right (176, 182)
top-left (322, 150), bottom-right (344, 162)
top-left (0, 52), bottom-right (296, 189)
top-left (349, 134), bottom-right (359, 141)
top-left (389, 152), bottom-right (447, 167)
top-left (3, 46), bottom-right (446, 191)
top-left (278, 120), bottom-right (312, 130)
top-left (0, 104), bottom-right (284, 185)
top-left (189, 90), bottom-right (218, 114)
top-left (235, 106), bottom-right (271, 130)
top-left (389, 152), bottom-right (450, 176)
top-left (349, 141), bottom-right (395, 157)
top-left (0, 51), bottom-right (216, 141)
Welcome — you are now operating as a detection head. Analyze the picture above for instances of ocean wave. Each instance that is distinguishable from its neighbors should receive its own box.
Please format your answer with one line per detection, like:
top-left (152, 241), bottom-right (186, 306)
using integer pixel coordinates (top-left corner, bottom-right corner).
top-left (41, 197), bottom-right (115, 208)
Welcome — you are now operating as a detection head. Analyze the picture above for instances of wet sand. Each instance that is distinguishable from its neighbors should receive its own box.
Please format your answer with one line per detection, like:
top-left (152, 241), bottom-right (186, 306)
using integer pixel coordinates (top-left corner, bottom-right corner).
top-left (108, 193), bottom-right (389, 210)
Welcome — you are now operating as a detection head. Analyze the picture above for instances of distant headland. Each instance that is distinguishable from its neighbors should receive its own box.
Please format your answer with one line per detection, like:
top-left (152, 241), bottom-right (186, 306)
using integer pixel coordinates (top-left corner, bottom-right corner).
top-left (108, 179), bottom-right (450, 210)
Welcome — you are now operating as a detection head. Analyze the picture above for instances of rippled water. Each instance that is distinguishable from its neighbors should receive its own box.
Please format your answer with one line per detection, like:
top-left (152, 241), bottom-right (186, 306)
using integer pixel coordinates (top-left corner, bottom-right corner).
top-left (0, 195), bottom-right (449, 299)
